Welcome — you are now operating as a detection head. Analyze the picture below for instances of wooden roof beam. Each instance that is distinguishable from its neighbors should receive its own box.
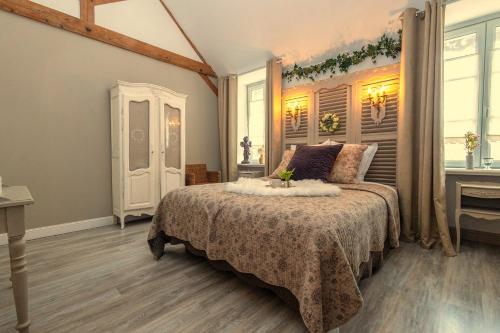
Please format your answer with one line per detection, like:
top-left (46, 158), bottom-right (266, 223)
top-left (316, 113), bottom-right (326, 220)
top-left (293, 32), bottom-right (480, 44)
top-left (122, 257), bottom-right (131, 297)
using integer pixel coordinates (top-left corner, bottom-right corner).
top-left (94, 0), bottom-right (127, 6)
top-left (158, 0), bottom-right (218, 96)
top-left (0, 0), bottom-right (217, 77)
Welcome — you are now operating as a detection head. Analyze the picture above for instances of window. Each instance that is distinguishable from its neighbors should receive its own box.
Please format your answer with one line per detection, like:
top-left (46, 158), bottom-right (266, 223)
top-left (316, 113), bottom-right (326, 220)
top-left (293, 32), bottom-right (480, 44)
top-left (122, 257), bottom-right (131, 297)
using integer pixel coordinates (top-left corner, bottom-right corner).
top-left (246, 81), bottom-right (265, 162)
top-left (444, 17), bottom-right (500, 168)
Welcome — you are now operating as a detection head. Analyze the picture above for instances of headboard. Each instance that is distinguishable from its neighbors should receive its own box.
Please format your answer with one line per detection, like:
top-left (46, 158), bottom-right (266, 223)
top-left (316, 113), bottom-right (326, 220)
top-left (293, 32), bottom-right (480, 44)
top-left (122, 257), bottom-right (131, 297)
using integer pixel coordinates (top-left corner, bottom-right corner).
top-left (282, 64), bottom-right (400, 186)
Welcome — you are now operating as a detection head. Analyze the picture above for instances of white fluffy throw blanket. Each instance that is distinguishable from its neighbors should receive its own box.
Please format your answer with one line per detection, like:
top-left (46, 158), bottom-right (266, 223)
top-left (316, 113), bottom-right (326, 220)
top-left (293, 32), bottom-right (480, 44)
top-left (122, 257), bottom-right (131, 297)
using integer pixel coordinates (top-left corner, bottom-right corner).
top-left (225, 178), bottom-right (341, 197)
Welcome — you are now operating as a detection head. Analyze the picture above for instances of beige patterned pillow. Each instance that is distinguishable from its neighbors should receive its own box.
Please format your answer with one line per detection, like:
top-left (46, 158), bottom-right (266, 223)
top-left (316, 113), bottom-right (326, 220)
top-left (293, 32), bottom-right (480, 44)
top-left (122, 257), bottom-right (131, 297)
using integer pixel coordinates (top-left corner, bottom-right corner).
top-left (329, 144), bottom-right (368, 183)
top-left (269, 149), bottom-right (295, 178)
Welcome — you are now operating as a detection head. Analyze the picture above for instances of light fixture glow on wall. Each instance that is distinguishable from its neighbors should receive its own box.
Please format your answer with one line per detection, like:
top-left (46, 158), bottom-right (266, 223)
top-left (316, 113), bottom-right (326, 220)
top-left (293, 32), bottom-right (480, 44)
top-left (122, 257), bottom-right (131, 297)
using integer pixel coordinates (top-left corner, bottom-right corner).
top-left (367, 85), bottom-right (388, 126)
top-left (367, 86), bottom-right (387, 110)
top-left (286, 101), bottom-right (303, 132)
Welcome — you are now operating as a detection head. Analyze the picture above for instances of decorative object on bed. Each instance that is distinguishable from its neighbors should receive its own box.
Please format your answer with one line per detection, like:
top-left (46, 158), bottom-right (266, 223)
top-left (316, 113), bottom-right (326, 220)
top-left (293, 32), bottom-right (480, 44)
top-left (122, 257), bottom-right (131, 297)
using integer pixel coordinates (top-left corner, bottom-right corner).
top-left (269, 149), bottom-right (295, 178)
top-left (239, 136), bottom-right (252, 164)
top-left (277, 168), bottom-right (294, 188)
top-left (464, 131), bottom-right (480, 170)
top-left (282, 30), bottom-right (402, 82)
top-left (110, 81), bottom-right (186, 229)
top-left (185, 164), bottom-right (221, 186)
top-left (367, 85), bottom-right (387, 125)
top-left (319, 112), bottom-right (340, 133)
top-left (398, 2), bottom-right (456, 256)
top-left (329, 144), bottom-right (368, 183)
top-left (225, 177), bottom-right (341, 196)
top-left (265, 58), bottom-right (283, 176)
top-left (148, 181), bottom-right (400, 332)
top-left (218, 75), bottom-right (238, 182)
top-left (287, 144), bottom-right (343, 181)
top-left (286, 100), bottom-right (303, 132)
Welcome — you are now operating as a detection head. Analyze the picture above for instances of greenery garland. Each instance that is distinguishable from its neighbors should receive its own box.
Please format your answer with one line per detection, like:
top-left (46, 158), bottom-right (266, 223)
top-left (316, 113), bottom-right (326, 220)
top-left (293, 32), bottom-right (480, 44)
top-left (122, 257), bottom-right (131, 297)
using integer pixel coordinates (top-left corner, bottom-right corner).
top-left (282, 30), bottom-right (402, 82)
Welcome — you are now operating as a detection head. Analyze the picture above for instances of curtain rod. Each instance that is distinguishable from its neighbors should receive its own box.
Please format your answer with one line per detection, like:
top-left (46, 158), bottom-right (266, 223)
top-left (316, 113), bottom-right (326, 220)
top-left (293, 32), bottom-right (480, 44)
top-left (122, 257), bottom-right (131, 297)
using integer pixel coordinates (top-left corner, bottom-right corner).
top-left (402, 0), bottom-right (453, 19)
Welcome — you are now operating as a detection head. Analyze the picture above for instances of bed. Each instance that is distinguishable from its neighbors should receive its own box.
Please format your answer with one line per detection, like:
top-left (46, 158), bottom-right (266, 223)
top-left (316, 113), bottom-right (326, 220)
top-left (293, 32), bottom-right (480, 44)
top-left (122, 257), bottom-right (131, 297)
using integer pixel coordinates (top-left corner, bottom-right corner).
top-left (147, 181), bottom-right (400, 333)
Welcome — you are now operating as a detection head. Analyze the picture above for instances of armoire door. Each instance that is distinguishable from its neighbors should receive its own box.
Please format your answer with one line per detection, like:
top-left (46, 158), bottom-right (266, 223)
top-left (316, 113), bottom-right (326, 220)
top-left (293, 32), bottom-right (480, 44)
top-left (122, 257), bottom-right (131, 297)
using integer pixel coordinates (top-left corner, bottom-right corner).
top-left (123, 96), bottom-right (156, 210)
top-left (160, 99), bottom-right (185, 198)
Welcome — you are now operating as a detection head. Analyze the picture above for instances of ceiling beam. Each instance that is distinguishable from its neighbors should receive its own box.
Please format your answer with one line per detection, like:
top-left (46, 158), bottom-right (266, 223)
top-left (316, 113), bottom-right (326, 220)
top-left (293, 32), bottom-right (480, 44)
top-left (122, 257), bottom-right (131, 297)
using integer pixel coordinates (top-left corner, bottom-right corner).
top-left (79, 0), bottom-right (94, 23)
top-left (158, 0), bottom-right (218, 96)
top-left (94, 0), bottom-right (127, 5)
top-left (0, 0), bottom-right (217, 77)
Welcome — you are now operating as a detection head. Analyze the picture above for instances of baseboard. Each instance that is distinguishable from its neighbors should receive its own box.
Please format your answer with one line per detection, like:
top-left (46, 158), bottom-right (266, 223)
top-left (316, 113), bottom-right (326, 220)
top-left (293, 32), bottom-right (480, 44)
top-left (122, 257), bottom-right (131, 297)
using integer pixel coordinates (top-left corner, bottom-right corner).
top-left (0, 216), bottom-right (114, 246)
top-left (449, 227), bottom-right (500, 247)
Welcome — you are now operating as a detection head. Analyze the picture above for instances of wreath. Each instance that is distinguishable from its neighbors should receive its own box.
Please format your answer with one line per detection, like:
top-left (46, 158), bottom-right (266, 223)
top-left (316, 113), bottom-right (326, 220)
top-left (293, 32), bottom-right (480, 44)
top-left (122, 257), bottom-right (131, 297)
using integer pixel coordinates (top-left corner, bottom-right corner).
top-left (320, 113), bottom-right (340, 133)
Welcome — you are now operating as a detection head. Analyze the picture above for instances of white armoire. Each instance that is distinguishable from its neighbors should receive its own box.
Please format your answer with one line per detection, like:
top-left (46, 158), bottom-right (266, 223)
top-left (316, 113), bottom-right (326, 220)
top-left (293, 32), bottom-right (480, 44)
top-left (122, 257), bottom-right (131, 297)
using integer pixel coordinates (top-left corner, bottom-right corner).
top-left (110, 81), bottom-right (186, 229)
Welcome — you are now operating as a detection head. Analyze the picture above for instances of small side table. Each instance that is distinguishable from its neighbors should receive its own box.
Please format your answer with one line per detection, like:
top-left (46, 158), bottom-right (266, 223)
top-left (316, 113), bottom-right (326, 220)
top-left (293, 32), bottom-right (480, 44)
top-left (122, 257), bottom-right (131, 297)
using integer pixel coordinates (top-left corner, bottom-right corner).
top-left (237, 164), bottom-right (265, 178)
top-left (0, 186), bottom-right (33, 333)
top-left (455, 181), bottom-right (500, 252)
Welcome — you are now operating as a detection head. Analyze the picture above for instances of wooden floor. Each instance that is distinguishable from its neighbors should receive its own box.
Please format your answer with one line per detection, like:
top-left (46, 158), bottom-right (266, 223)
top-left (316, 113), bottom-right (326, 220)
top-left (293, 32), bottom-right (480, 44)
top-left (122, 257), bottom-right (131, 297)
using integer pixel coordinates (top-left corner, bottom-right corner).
top-left (1, 222), bottom-right (499, 333)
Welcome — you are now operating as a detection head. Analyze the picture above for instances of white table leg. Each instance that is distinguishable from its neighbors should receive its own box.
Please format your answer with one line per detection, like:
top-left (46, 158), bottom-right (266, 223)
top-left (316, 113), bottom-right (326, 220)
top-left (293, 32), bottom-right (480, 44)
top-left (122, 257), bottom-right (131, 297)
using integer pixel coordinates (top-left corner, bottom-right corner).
top-left (6, 206), bottom-right (30, 333)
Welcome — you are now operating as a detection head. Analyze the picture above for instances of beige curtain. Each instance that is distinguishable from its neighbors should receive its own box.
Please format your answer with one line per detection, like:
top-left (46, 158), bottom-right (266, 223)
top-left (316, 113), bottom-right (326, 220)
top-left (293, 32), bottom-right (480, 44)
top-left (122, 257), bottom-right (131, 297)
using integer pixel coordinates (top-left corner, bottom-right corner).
top-left (265, 58), bottom-right (283, 175)
top-left (218, 75), bottom-right (238, 182)
top-left (397, 0), bottom-right (456, 256)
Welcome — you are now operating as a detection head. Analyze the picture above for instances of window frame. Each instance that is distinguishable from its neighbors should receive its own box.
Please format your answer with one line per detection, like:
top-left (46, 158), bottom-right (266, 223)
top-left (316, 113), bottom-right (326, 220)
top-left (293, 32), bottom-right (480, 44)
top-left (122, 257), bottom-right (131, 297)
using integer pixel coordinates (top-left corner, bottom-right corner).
top-left (484, 17), bottom-right (500, 168)
top-left (444, 14), bottom-right (500, 168)
top-left (246, 80), bottom-right (266, 146)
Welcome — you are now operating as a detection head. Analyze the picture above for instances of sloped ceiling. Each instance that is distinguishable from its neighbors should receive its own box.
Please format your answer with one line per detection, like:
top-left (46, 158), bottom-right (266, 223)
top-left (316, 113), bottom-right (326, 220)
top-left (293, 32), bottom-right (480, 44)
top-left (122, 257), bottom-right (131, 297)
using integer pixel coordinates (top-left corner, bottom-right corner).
top-left (30, 0), bottom-right (500, 78)
top-left (165, 0), bottom-right (427, 75)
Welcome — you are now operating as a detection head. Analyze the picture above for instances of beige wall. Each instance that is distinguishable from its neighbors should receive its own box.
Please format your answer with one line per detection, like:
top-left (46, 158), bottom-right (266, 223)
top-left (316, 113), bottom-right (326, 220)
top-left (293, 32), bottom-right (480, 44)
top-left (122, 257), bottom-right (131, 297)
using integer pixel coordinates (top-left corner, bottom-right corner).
top-left (0, 12), bottom-right (220, 231)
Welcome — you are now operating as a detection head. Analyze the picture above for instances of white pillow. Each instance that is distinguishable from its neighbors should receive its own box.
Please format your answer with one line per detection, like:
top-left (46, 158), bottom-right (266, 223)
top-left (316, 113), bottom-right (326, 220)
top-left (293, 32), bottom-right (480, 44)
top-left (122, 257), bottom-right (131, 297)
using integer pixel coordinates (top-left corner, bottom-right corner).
top-left (356, 143), bottom-right (378, 181)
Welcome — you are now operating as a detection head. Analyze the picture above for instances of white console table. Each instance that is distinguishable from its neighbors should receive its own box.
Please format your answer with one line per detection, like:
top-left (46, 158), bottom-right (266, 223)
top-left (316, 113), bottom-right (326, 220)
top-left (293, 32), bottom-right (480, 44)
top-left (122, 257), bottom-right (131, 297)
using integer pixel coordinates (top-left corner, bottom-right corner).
top-left (455, 182), bottom-right (500, 253)
top-left (0, 186), bottom-right (33, 332)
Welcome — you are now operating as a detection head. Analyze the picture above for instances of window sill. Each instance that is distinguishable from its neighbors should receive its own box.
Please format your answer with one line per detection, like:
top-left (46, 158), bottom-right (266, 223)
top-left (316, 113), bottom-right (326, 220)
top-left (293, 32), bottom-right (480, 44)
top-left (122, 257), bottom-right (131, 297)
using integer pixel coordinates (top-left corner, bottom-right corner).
top-left (446, 168), bottom-right (500, 176)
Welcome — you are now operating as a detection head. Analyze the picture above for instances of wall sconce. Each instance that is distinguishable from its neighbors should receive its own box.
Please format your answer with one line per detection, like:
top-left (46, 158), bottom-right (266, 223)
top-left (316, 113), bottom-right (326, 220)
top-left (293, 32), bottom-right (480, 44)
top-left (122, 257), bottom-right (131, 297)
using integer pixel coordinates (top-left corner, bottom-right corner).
top-left (286, 101), bottom-right (302, 132)
top-left (367, 85), bottom-right (388, 126)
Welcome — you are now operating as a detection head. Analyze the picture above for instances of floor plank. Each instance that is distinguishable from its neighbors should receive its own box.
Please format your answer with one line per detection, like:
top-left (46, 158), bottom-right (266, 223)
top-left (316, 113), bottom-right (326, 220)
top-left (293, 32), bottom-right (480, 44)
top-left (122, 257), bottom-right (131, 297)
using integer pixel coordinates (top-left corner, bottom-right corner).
top-left (0, 222), bottom-right (499, 333)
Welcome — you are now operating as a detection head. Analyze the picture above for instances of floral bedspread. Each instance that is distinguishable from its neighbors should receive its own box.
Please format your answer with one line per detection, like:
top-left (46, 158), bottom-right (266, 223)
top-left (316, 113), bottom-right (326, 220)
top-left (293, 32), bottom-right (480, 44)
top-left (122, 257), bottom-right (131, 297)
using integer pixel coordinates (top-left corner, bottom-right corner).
top-left (148, 181), bottom-right (400, 332)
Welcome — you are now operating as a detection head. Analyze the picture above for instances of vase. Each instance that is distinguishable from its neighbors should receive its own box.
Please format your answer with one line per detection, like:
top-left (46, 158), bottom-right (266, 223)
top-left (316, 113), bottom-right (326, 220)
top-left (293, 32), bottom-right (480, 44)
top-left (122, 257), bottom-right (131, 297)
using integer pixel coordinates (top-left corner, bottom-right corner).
top-left (466, 152), bottom-right (474, 170)
top-left (282, 180), bottom-right (291, 188)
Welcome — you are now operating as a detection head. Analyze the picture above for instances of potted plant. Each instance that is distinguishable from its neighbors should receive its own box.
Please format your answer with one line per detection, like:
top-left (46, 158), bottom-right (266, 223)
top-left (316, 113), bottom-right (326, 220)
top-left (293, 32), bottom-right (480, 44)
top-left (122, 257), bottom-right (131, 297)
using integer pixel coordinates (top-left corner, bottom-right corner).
top-left (278, 169), bottom-right (294, 188)
top-left (464, 131), bottom-right (480, 170)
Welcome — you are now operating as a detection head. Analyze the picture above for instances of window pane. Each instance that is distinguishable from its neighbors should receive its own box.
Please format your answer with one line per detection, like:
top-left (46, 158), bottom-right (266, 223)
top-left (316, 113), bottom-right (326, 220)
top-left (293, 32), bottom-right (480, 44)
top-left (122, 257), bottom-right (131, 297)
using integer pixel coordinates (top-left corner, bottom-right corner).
top-left (444, 33), bottom-right (477, 60)
top-left (487, 28), bottom-right (500, 164)
top-left (444, 55), bottom-right (478, 81)
top-left (247, 83), bottom-right (265, 163)
top-left (164, 104), bottom-right (181, 169)
top-left (129, 101), bottom-right (150, 171)
top-left (444, 31), bottom-right (480, 164)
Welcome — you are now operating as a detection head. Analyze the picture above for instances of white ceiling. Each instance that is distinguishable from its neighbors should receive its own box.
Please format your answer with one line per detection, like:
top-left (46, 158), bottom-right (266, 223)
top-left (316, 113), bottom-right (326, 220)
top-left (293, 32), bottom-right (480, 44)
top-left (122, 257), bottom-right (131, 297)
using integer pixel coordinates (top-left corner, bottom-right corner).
top-left (166, 0), bottom-right (427, 75)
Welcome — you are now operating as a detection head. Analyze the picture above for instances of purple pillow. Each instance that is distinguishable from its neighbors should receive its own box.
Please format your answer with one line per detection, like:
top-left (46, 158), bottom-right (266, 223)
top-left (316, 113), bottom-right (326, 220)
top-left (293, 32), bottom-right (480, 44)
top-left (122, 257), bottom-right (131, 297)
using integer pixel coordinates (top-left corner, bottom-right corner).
top-left (286, 144), bottom-right (344, 181)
